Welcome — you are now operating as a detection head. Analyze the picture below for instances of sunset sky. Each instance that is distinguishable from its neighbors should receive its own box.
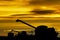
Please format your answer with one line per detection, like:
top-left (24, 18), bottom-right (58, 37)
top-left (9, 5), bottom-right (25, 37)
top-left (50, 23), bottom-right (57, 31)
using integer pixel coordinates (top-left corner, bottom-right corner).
top-left (0, 0), bottom-right (60, 16)
top-left (0, 0), bottom-right (60, 36)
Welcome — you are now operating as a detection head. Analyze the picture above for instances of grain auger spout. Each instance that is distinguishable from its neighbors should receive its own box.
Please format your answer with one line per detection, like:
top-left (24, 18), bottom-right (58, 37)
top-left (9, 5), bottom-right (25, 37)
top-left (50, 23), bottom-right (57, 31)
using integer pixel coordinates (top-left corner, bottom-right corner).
top-left (16, 19), bottom-right (36, 29)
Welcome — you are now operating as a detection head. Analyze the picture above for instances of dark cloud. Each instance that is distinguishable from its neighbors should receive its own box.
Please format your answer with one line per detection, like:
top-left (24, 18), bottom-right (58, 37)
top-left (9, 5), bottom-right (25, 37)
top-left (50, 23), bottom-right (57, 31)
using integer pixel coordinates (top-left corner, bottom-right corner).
top-left (45, 0), bottom-right (60, 4)
top-left (46, 0), bottom-right (60, 2)
top-left (29, 0), bottom-right (44, 5)
top-left (46, 0), bottom-right (60, 3)
top-left (29, 0), bottom-right (60, 5)
top-left (31, 9), bottom-right (55, 15)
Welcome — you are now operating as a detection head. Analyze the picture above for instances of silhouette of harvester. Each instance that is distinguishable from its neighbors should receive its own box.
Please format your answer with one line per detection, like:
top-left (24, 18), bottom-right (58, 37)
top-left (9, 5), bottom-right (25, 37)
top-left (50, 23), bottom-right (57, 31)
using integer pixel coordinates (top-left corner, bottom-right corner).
top-left (8, 30), bottom-right (14, 40)
top-left (14, 31), bottom-right (27, 40)
top-left (16, 19), bottom-right (59, 40)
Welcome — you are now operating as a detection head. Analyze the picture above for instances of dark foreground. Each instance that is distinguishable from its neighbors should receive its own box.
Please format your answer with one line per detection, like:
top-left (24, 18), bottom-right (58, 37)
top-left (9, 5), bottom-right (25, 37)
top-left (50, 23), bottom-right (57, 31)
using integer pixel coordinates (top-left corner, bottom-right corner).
top-left (0, 25), bottom-right (60, 40)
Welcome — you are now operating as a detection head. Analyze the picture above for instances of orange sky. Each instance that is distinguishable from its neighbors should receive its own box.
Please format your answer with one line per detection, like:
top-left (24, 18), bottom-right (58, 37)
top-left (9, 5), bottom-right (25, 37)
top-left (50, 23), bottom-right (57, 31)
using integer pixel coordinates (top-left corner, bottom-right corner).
top-left (0, 0), bottom-right (60, 36)
top-left (0, 0), bottom-right (60, 17)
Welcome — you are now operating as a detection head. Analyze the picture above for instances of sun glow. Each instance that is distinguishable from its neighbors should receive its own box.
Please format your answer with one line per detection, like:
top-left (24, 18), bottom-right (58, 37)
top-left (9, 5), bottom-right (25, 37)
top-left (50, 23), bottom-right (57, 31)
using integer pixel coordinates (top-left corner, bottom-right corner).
top-left (40, 6), bottom-right (57, 10)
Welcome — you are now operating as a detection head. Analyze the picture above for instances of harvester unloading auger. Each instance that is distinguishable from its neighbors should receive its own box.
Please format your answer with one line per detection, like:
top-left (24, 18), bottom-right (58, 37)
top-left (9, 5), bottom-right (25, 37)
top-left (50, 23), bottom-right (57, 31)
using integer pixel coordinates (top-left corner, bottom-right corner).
top-left (16, 19), bottom-right (48, 33)
top-left (8, 19), bottom-right (36, 34)
top-left (16, 19), bottom-right (36, 29)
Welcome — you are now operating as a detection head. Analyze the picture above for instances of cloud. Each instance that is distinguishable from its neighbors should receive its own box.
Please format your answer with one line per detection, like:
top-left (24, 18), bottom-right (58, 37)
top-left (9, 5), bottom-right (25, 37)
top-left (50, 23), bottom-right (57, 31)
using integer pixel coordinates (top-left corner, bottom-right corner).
top-left (29, 0), bottom-right (44, 5)
top-left (0, 0), bottom-right (13, 1)
top-left (29, 0), bottom-right (60, 5)
top-left (46, 0), bottom-right (60, 2)
top-left (31, 9), bottom-right (55, 15)
top-left (45, 0), bottom-right (60, 4)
